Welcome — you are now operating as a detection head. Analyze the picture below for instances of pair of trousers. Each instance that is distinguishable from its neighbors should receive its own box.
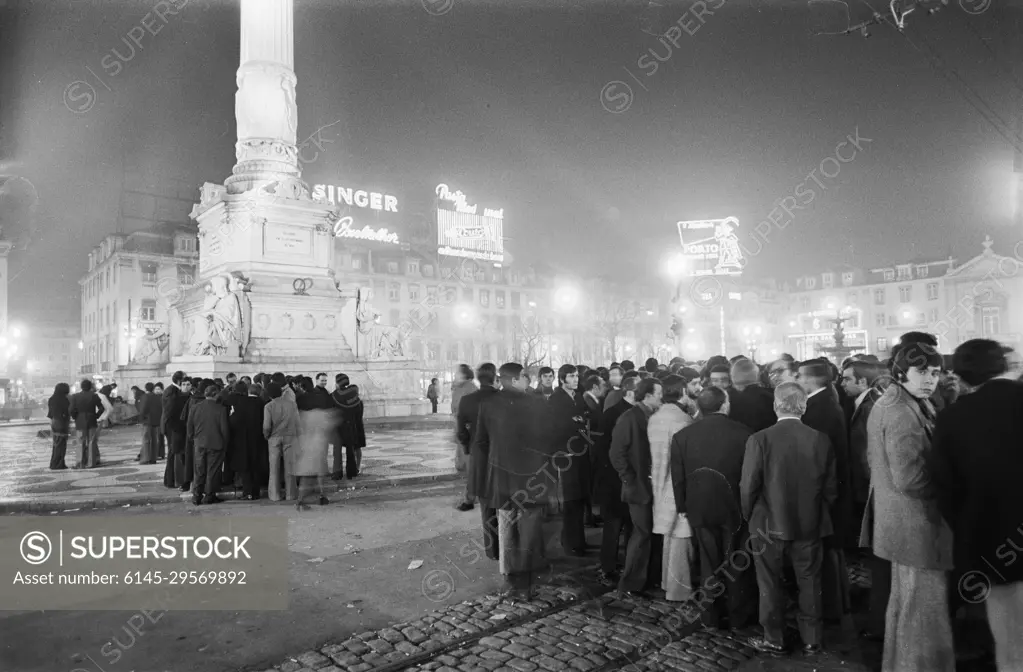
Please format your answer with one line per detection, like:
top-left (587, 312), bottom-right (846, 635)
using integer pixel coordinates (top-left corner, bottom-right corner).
top-left (694, 524), bottom-right (758, 628)
top-left (268, 436), bottom-right (297, 501)
top-left (600, 509), bottom-right (633, 574)
top-left (163, 430), bottom-right (188, 488)
top-left (561, 499), bottom-right (587, 553)
top-left (192, 446), bottom-right (225, 499)
top-left (49, 426), bottom-right (68, 469)
top-left (822, 536), bottom-right (851, 619)
top-left (430, 399), bottom-right (438, 413)
top-left (986, 582), bottom-right (1023, 672)
top-left (239, 470), bottom-right (261, 497)
top-left (662, 536), bottom-right (696, 601)
top-left (498, 507), bottom-right (546, 578)
top-left (333, 443), bottom-right (361, 478)
top-left (140, 425), bottom-right (161, 463)
top-left (752, 536), bottom-right (824, 647)
top-left (866, 551), bottom-right (892, 636)
top-left (481, 505), bottom-right (499, 560)
top-left (618, 503), bottom-right (653, 592)
top-left (76, 427), bottom-right (100, 468)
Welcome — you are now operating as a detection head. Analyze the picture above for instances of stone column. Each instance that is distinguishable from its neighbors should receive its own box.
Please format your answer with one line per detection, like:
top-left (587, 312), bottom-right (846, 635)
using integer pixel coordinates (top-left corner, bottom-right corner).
top-left (225, 0), bottom-right (303, 195)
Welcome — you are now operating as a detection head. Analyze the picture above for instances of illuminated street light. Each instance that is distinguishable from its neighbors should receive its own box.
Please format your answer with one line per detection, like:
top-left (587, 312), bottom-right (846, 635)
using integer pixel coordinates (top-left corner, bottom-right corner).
top-left (78, 341), bottom-right (84, 350)
top-left (789, 321), bottom-right (796, 328)
top-left (661, 253), bottom-right (689, 281)
top-left (11, 328), bottom-right (20, 338)
top-left (528, 301), bottom-right (536, 308)
top-left (553, 285), bottom-right (580, 311)
top-left (687, 327), bottom-right (695, 333)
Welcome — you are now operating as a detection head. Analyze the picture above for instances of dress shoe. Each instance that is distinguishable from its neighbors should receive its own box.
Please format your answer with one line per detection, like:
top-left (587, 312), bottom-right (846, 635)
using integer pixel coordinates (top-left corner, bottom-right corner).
top-left (748, 637), bottom-right (787, 655)
top-left (318, 496), bottom-right (329, 505)
top-left (192, 497), bottom-right (203, 506)
top-left (596, 570), bottom-right (618, 587)
top-left (455, 501), bottom-right (475, 511)
top-left (180, 484), bottom-right (191, 492)
top-left (803, 644), bottom-right (822, 655)
top-left (619, 589), bottom-right (651, 600)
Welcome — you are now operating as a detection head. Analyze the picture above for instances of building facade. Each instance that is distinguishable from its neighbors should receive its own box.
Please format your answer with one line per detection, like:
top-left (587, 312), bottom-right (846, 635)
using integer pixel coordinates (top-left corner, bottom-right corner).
top-left (780, 236), bottom-right (1023, 359)
top-left (7, 309), bottom-right (83, 397)
top-left (78, 223), bottom-right (199, 380)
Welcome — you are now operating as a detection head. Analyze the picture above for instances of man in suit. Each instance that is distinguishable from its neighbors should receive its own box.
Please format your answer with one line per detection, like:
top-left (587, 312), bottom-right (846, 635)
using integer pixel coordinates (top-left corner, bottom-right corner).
top-left (459, 363), bottom-right (501, 561)
top-left (139, 382), bottom-right (163, 464)
top-left (595, 375), bottom-right (638, 586)
top-left (933, 340), bottom-right (1023, 670)
top-left (798, 359), bottom-right (852, 621)
top-left (549, 364), bottom-right (590, 556)
top-left (228, 382), bottom-right (269, 501)
top-left (671, 386), bottom-right (756, 630)
top-left (162, 371), bottom-right (191, 490)
top-left (580, 373), bottom-right (606, 529)
top-left (187, 385), bottom-right (230, 506)
top-left (610, 377), bottom-right (663, 598)
top-left (69, 379), bottom-right (108, 468)
top-left (471, 362), bottom-right (553, 600)
top-left (742, 382), bottom-right (837, 655)
top-left (728, 359), bottom-right (777, 433)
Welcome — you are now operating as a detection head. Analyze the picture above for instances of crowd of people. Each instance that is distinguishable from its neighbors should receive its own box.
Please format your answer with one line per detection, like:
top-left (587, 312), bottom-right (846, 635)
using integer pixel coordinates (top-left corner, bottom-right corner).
top-left (450, 332), bottom-right (1023, 671)
top-left (45, 371), bottom-right (368, 509)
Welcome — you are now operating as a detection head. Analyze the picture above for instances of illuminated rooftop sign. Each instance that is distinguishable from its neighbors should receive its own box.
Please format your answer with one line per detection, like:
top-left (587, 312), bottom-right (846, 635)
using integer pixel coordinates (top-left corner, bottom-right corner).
top-left (312, 184), bottom-right (398, 213)
top-left (676, 216), bottom-right (744, 277)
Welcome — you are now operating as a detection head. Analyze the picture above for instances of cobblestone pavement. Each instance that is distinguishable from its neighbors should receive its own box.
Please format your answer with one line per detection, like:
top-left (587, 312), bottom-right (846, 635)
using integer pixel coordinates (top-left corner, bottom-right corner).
top-left (250, 562), bottom-right (874, 672)
top-left (0, 424), bottom-right (457, 510)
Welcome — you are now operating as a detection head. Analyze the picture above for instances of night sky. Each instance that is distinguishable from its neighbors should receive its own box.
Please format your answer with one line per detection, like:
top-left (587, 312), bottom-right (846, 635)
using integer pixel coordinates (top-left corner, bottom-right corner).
top-left (1, 0), bottom-right (1021, 314)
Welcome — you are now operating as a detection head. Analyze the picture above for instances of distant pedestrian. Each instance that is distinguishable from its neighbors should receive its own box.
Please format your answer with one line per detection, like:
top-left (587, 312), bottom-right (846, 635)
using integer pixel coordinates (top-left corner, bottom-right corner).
top-left (331, 374), bottom-right (366, 479)
top-left (69, 379), bottom-right (107, 468)
top-left (46, 383), bottom-right (71, 470)
top-left (263, 382), bottom-right (299, 502)
top-left (427, 378), bottom-right (439, 413)
top-left (139, 382), bottom-right (162, 464)
top-left (451, 364), bottom-right (476, 473)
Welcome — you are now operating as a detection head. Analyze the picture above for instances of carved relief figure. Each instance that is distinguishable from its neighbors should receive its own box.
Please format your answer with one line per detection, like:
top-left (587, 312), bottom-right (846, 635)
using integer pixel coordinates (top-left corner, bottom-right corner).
top-left (355, 287), bottom-right (405, 359)
top-left (193, 274), bottom-right (250, 357)
top-left (132, 325), bottom-right (170, 364)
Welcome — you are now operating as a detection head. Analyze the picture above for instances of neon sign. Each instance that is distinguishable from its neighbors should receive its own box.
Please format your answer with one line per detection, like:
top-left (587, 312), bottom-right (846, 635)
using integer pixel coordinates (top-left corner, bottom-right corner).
top-left (332, 216), bottom-right (400, 245)
top-left (436, 184), bottom-right (503, 220)
top-left (312, 184), bottom-right (398, 213)
top-left (676, 216), bottom-right (744, 277)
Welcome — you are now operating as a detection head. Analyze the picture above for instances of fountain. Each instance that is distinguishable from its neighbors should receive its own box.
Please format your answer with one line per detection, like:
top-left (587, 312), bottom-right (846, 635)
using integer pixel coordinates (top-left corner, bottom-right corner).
top-left (816, 312), bottom-right (862, 363)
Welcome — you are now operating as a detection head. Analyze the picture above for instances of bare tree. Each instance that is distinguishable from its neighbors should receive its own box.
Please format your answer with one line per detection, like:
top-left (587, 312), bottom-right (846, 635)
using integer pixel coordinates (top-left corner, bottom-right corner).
top-left (512, 315), bottom-right (548, 370)
top-left (592, 297), bottom-right (639, 362)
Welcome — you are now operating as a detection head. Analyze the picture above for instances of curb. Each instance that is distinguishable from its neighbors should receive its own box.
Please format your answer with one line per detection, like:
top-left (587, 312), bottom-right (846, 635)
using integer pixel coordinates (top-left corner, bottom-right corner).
top-left (0, 471), bottom-right (464, 515)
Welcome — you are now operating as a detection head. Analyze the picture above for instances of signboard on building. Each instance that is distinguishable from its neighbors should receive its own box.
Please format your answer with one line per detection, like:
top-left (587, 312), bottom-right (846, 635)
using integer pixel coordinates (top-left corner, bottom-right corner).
top-left (312, 184), bottom-right (399, 213)
top-left (676, 217), bottom-right (744, 276)
top-left (435, 184), bottom-right (504, 263)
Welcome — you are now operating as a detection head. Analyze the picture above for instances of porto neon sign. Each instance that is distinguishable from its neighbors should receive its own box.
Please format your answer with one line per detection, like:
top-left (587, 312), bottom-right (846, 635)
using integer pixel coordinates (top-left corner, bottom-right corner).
top-left (332, 216), bottom-right (400, 245)
top-left (436, 184), bottom-right (503, 220)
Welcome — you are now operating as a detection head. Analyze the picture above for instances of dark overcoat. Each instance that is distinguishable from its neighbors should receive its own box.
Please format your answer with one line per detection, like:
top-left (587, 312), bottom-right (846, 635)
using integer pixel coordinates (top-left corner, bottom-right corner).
top-left (802, 386), bottom-right (851, 539)
top-left (228, 395), bottom-right (268, 473)
top-left (547, 387), bottom-right (591, 502)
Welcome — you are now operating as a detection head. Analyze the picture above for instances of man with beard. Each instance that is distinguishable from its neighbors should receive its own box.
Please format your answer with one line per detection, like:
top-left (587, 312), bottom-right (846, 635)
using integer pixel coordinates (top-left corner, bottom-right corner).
top-left (549, 364), bottom-right (590, 556)
top-left (728, 359), bottom-right (777, 433)
top-left (798, 359), bottom-right (852, 622)
top-left (471, 362), bottom-right (552, 600)
top-left (594, 375), bottom-right (638, 587)
top-left (162, 372), bottom-right (191, 491)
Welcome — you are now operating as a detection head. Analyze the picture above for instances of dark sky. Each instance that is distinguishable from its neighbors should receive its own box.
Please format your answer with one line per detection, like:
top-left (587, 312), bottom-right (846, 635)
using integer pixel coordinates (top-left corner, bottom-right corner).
top-left (2, 0), bottom-right (1022, 313)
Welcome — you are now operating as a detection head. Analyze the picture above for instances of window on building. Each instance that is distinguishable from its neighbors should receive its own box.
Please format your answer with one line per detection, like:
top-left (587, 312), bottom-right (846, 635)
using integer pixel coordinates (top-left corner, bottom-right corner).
top-left (888, 315), bottom-right (896, 326)
top-left (897, 265), bottom-right (911, 280)
top-left (426, 285), bottom-right (438, 302)
top-left (875, 313), bottom-right (885, 327)
top-left (407, 260), bottom-right (420, 275)
top-left (877, 337), bottom-right (888, 352)
top-left (805, 277), bottom-right (816, 290)
top-left (916, 265), bottom-right (929, 278)
top-left (842, 271), bottom-right (854, 286)
top-left (874, 288), bottom-right (885, 305)
top-left (351, 256), bottom-right (363, 270)
top-left (884, 269), bottom-right (894, 282)
top-left (141, 262), bottom-right (158, 284)
top-left (387, 261), bottom-right (399, 274)
top-left (105, 266), bottom-right (111, 288)
top-left (917, 312), bottom-right (926, 325)
top-left (496, 290), bottom-right (506, 309)
top-left (388, 283), bottom-right (400, 301)
top-left (409, 284), bottom-right (420, 301)
top-left (509, 271), bottom-right (519, 284)
top-left (927, 283), bottom-right (938, 300)
top-left (511, 291), bottom-right (520, 309)
top-left (982, 306), bottom-right (1000, 336)
top-left (140, 300), bottom-right (156, 322)
top-left (423, 264), bottom-right (434, 277)
top-left (929, 308), bottom-right (939, 324)
top-left (178, 264), bottom-right (195, 286)
top-left (822, 273), bottom-right (833, 288)
top-left (899, 286), bottom-right (911, 302)
top-left (479, 290), bottom-right (490, 308)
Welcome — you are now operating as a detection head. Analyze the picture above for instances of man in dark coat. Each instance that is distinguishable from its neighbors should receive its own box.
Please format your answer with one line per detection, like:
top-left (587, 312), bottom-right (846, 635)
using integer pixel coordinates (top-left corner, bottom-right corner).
top-left (579, 373), bottom-right (605, 528)
top-left (548, 364), bottom-right (590, 556)
top-left (741, 382), bottom-right (837, 655)
top-left (798, 359), bottom-right (852, 621)
top-left (330, 374), bottom-right (366, 479)
top-left (139, 382), bottom-right (163, 464)
top-left (728, 359), bottom-right (777, 433)
top-left (180, 378), bottom-right (209, 493)
top-left (187, 385), bottom-right (230, 506)
top-left (228, 382), bottom-right (269, 500)
top-left (69, 379), bottom-right (106, 468)
top-left (594, 375), bottom-right (637, 586)
top-left (162, 371), bottom-right (191, 489)
top-left (461, 364), bottom-right (501, 556)
top-left (670, 386), bottom-right (756, 629)
top-left (932, 340), bottom-right (1023, 667)
top-left (609, 377), bottom-right (663, 597)
top-left (471, 362), bottom-right (553, 600)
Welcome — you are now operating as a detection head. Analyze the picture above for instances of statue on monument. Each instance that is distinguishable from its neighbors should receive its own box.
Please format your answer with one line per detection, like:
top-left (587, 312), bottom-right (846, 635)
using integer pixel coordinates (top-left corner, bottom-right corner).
top-left (355, 287), bottom-right (406, 359)
top-left (131, 325), bottom-right (170, 364)
top-left (193, 273), bottom-right (252, 358)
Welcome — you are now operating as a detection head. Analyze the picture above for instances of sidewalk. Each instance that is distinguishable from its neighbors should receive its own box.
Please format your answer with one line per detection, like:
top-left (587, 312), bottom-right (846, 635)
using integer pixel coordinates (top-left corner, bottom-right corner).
top-left (0, 421), bottom-right (459, 514)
